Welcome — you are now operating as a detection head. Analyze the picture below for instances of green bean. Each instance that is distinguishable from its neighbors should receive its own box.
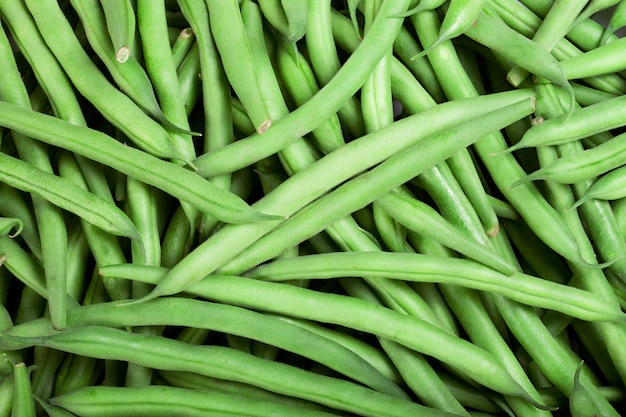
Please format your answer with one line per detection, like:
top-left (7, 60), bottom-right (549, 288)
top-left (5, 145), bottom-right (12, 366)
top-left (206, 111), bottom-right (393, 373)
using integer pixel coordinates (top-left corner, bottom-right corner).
top-left (192, 0), bottom-right (412, 176)
top-left (571, 82), bottom-right (618, 106)
top-left (518, 131), bottom-right (626, 185)
top-left (101, 267), bottom-right (549, 405)
top-left (377, 192), bottom-right (517, 274)
top-left (0, 372), bottom-right (13, 417)
top-left (53, 353), bottom-right (100, 397)
top-left (305, 0), bottom-right (365, 137)
top-left (464, 8), bottom-right (574, 114)
top-left (69, 0), bottom-right (197, 139)
top-left (569, 361), bottom-right (604, 417)
top-left (158, 370), bottom-right (332, 412)
top-left (205, 0), bottom-right (271, 134)
top-left (34, 398), bottom-right (75, 417)
top-left (2, 326), bottom-right (461, 417)
top-left (561, 37), bottom-right (626, 79)
top-left (276, 40), bottom-right (345, 154)
top-left (410, 0), bottom-right (486, 60)
top-left (248, 251), bottom-right (622, 321)
top-left (0, 184), bottom-right (41, 261)
top-left (50, 385), bottom-right (347, 417)
top-left (99, 0), bottom-right (136, 62)
top-left (60, 217), bottom-right (90, 302)
top-left (22, 0), bottom-right (182, 160)
top-left (136, 0), bottom-right (197, 162)
top-left (138, 90), bottom-right (535, 303)
top-left (7, 297), bottom-right (407, 399)
top-left (571, 0), bottom-right (622, 30)
top-left (601, 0), bottom-right (626, 44)
top-left (505, 0), bottom-right (589, 87)
top-left (11, 362), bottom-right (35, 417)
top-left (413, 8), bottom-right (600, 269)
top-left (0, 152), bottom-right (140, 243)
top-left (0, 101), bottom-right (279, 225)
top-left (570, 165), bottom-right (626, 209)
top-left (170, 27), bottom-right (194, 69)
top-left (214, 98), bottom-right (535, 278)
top-left (0, 236), bottom-right (47, 301)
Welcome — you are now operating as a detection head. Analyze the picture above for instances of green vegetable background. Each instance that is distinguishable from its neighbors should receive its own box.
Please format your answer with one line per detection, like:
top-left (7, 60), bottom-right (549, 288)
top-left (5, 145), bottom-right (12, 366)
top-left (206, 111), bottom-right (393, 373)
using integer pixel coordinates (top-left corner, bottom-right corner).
top-left (1, 0), bottom-right (626, 416)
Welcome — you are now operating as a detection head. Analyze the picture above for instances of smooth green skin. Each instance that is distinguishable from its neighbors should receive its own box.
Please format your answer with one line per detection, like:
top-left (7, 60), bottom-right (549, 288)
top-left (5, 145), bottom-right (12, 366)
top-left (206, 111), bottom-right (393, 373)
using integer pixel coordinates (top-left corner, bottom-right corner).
top-left (22, 0), bottom-right (179, 160)
top-left (0, 101), bottom-right (278, 225)
top-left (50, 385), bottom-right (355, 417)
top-left (0, 20), bottom-right (69, 332)
top-left (488, 0), bottom-right (626, 96)
top-left (520, 83), bottom-right (626, 412)
top-left (0, 184), bottom-right (41, 261)
top-left (136, 0), bottom-right (197, 162)
top-left (248, 251), bottom-right (623, 322)
top-left (99, 0), bottom-right (135, 61)
top-left (6, 298), bottom-right (406, 399)
top-left (602, 0), bottom-right (626, 44)
top-left (411, 0), bottom-right (486, 59)
top-left (0, 373), bottom-right (14, 417)
top-left (192, 0), bottom-right (412, 176)
top-left (158, 370), bottom-right (334, 412)
top-left (412, 11), bottom-right (588, 268)
top-left (281, 0), bottom-right (308, 43)
top-left (466, 8), bottom-right (574, 114)
top-left (170, 27), bottom-right (195, 68)
top-left (390, 0), bottom-right (447, 17)
top-left (55, 151), bottom-right (131, 301)
top-left (377, 191), bottom-right (517, 275)
top-left (206, 0), bottom-right (272, 133)
top-left (1, 326), bottom-right (460, 417)
top-left (561, 37), bottom-right (626, 79)
top-left (216, 98), bottom-right (534, 277)
top-left (570, 0), bottom-right (622, 30)
top-left (569, 362), bottom-right (603, 417)
top-left (505, 0), bottom-right (588, 86)
top-left (12, 363), bottom-right (35, 417)
top-left (0, 152), bottom-right (140, 243)
top-left (509, 93), bottom-right (626, 153)
top-left (70, 0), bottom-right (197, 140)
top-left (305, 0), bottom-right (365, 137)
top-left (519, 131), bottom-right (626, 185)
top-left (137, 89), bottom-right (534, 303)
top-left (572, 165), bottom-right (626, 208)
top-left (102, 267), bottom-right (544, 404)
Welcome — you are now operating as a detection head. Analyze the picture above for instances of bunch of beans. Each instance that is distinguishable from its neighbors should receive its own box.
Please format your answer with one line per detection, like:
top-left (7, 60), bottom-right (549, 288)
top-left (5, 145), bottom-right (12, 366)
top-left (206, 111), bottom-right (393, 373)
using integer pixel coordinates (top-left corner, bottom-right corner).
top-left (2, 0), bottom-right (626, 416)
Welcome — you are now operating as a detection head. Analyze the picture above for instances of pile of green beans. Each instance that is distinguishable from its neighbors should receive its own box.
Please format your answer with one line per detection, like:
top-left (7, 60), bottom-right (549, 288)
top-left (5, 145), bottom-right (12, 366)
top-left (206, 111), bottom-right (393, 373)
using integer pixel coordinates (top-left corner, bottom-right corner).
top-left (2, 0), bottom-right (626, 416)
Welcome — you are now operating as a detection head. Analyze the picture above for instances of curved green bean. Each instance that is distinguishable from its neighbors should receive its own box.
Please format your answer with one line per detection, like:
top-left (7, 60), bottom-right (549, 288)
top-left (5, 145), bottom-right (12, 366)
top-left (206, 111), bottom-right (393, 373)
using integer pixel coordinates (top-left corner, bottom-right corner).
top-left (50, 385), bottom-right (347, 417)
top-left (192, 0), bottom-right (412, 176)
top-left (1, 326), bottom-right (462, 417)
top-left (0, 219), bottom-right (22, 239)
top-left (248, 251), bottom-right (623, 321)
top-left (0, 152), bottom-right (140, 242)
top-left (570, 165), bottom-right (626, 209)
top-left (12, 362), bottom-right (35, 417)
top-left (601, 0), bottom-right (626, 44)
top-left (0, 101), bottom-right (280, 224)
top-left (561, 37), bottom-right (626, 80)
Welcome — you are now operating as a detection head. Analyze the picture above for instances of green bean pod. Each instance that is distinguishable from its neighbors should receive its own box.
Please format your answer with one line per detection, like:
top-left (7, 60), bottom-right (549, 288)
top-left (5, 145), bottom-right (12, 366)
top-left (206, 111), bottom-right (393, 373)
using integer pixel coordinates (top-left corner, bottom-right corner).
top-left (389, 0), bottom-right (447, 17)
top-left (248, 252), bottom-right (623, 322)
top-left (508, 94), bottom-right (626, 153)
top-left (139, 89), bottom-right (535, 303)
top-left (0, 219), bottom-right (22, 239)
top-left (516, 131), bottom-right (626, 185)
top-left (0, 101), bottom-right (280, 224)
top-left (98, 0), bottom-right (136, 62)
top-left (50, 385), bottom-right (347, 417)
top-left (601, 0), bottom-right (626, 44)
top-left (215, 98), bottom-right (535, 277)
top-left (206, 0), bottom-right (272, 133)
top-left (12, 362), bottom-right (35, 417)
top-left (100, 267), bottom-right (549, 405)
top-left (561, 37), bottom-right (626, 79)
top-left (377, 192), bottom-right (517, 275)
top-left (0, 152), bottom-right (140, 243)
top-left (570, 165), bottom-right (626, 209)
top-left (21, 0), bottom-right (182, 160)
top-left (192, 0), bottom-right (412, 176)
top-left (2, 326), bottom-right (461, 417)
top-left (411, 0), bottom-right (486, 60)
top-left (571, 0), bottom-right (622, 29)
top-left (6, 297), bottom-right (407, 399)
